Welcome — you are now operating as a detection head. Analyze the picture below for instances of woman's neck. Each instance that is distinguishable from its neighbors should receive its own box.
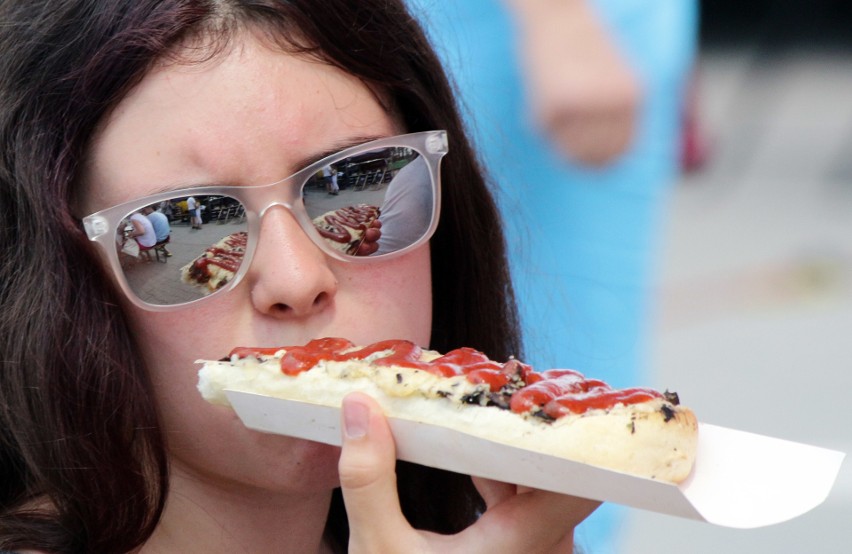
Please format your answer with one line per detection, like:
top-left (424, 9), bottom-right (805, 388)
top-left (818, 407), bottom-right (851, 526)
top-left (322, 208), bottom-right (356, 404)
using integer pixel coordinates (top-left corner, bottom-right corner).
top-left (138, 465), bottom-right (336, 553)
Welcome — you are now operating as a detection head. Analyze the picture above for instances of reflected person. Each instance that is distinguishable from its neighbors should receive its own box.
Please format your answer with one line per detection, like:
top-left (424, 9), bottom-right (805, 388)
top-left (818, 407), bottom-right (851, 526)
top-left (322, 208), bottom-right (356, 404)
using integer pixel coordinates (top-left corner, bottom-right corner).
top-left (142, 206), bottom-right (172, 257)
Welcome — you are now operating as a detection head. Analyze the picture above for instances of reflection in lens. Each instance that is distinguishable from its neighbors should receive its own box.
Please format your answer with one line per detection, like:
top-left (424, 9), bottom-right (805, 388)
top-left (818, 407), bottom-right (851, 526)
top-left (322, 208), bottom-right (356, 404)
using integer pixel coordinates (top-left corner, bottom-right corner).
top-left (303, 146), bottom-right (433, 257)
top-left (180, 231), bottom-right (247, 291)
top-left (115, 195), bottom-right (248, 306)
top-left (312, 204), bottom-right (381, 256)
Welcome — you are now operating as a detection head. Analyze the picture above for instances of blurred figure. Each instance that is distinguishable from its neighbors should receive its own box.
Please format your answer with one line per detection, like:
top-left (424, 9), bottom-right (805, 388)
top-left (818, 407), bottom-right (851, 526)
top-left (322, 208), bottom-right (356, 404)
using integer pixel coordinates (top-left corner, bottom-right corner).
top-left (407, 1), bottom-right (699, 552)
top-left (323, 164), bottom-right (340, 195)
top-left (506, 0), bottom-right (641, 167)
top-left (158, 199), bottom-right (174, 220)
top-left (375, 157), bottom-right (433, 256)
top-left (128, 210), bottom-right (157, 261)
top-left (143, 206), bottom-right (172, 257)
top-left (187, 195), bottom-right (202, 229)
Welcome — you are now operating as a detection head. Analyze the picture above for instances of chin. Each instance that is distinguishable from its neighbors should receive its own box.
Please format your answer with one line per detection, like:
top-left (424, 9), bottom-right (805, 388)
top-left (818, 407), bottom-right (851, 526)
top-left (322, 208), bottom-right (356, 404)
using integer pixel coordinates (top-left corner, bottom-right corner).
top-left (246, 430), bottom-right (344, 492)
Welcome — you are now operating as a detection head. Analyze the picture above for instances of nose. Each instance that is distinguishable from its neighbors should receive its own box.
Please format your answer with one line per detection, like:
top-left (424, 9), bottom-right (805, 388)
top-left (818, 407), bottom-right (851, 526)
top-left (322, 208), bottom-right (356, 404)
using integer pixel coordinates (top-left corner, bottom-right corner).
top-left (246, 206), bottom-right (338, 319)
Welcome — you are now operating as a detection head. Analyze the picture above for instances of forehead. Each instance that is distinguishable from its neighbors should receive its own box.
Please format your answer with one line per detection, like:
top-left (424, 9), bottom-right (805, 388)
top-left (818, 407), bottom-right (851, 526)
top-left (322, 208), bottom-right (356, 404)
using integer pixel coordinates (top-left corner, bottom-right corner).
top-left (82, 31), bottom-right (397, 213)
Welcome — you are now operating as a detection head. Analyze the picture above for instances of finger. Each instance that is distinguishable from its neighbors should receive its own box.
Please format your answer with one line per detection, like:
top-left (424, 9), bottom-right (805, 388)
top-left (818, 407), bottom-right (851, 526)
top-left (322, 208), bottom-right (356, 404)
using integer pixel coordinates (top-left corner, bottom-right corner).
top-left (471, 476), bottom-right (516, 509)
top-left (354, 239), bottom-right (379, 256)
top-left (364, 227), bottom-right (382, 242)
top-left (338, 393), bottom-right (412, 549)
top-left (465, 489), bottom-right (600, 552)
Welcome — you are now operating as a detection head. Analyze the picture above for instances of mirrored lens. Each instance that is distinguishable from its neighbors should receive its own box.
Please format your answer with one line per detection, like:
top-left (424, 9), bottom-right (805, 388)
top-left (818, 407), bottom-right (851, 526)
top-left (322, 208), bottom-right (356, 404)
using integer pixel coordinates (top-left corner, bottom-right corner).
top-left (114, 195), bottom-right (248, 306)
top-left (302, 146), bottom-right (433, 257)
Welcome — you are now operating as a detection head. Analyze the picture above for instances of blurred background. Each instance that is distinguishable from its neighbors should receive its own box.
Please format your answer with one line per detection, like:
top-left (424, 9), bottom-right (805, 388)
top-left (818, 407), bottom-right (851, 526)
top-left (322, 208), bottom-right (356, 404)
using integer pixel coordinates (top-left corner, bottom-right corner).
top-left (619, 1), bottom-right (852, 552)
top-left (408, 0), bottom-right (850, 549)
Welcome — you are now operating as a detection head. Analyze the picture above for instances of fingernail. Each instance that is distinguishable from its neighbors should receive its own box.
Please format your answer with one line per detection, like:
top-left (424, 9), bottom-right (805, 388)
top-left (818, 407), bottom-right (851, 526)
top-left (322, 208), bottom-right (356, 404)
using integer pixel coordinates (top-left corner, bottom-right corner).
top-left (343, 398), bottom-right (369, 439)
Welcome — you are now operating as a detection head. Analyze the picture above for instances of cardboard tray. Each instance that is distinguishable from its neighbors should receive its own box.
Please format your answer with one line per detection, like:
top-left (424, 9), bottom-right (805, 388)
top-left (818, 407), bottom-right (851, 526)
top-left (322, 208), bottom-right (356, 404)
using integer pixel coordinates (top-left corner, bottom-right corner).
top-left (225, 390), bottom-right (844, 529)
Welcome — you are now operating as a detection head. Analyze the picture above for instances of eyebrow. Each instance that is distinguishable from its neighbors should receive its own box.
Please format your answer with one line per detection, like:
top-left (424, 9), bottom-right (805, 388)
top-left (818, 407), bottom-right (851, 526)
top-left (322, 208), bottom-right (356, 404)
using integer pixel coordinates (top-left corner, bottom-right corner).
top-left (290, 134), bottom-right (388, 172)
top-left (142, 133), bottom-right (391, 196)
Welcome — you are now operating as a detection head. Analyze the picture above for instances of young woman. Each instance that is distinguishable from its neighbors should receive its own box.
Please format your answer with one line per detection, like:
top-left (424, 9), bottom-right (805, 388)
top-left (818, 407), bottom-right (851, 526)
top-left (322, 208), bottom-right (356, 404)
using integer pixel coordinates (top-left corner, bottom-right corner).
top-left (0, 1), bottom-right (597, 552)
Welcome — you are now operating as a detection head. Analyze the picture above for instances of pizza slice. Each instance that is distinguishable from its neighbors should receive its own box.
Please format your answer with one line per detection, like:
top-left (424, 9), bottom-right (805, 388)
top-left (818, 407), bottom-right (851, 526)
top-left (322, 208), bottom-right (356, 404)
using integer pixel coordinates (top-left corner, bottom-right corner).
top-left (181, 231), bottom-right (248, 292)
top-left (311, 204), bottom-right (380, 255)
top-left (198, 337), bottom-right (698, 483)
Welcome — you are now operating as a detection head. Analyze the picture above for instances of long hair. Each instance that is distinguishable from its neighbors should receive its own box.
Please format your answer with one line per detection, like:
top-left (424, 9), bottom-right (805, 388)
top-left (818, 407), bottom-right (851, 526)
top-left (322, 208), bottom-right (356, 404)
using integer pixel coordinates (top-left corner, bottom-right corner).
top-left (0, 1), bottom-right (521, 552)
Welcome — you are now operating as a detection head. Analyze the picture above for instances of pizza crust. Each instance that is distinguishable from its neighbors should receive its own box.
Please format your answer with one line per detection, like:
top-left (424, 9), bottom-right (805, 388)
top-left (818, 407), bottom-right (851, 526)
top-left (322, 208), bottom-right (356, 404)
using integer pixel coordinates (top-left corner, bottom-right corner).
top-left (198, 350), bottom-right (698, 484)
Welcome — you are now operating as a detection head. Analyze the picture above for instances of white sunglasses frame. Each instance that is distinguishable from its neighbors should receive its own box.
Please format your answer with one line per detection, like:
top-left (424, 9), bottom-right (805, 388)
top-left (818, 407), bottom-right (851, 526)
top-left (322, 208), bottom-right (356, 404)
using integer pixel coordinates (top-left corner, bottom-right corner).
top-left (82, 130), bottom-right (448, 311)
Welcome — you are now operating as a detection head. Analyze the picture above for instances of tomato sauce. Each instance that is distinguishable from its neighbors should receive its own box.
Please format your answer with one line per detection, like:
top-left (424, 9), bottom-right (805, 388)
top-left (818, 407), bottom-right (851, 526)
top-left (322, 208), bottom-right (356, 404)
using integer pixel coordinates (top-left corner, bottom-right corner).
top-left (187, 232), bottom-right (247, 282)
top-left (314, 204), bottom-right (380, 244)
top-left (229, 338), bottom-right (663, 418)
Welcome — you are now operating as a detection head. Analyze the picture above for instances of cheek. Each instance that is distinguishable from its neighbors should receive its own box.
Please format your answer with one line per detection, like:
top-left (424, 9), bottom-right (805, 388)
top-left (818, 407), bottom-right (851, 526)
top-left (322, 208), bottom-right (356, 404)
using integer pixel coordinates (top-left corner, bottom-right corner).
top-left (130, 301), bottom-right (239, 371)
top-left (128, 302), bottom-right (240, 440)
top-left (127, 298), bottom-right (259, 437)
top-left (126, 304), bottom-right (342, 491)
top-left (336, 246), bottom-right (433, 347)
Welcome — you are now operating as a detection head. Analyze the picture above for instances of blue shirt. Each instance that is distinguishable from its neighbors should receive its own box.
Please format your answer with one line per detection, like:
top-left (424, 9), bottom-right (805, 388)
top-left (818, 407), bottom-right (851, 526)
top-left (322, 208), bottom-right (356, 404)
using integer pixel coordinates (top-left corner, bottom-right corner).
top-left (146, 210), bottom-right (170, 243)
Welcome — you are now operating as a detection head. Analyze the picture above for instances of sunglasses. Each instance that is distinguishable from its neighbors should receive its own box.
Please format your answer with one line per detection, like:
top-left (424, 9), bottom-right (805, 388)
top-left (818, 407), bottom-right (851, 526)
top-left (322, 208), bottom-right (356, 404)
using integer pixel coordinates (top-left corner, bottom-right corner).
top-left (83, 130), bottom-right (447, 311)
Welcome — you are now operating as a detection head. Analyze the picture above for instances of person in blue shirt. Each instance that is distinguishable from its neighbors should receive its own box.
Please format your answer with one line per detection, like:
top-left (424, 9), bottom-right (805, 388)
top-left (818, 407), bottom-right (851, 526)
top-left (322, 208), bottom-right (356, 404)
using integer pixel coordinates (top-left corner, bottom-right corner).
top-left (143, 206), bottom-right (172, 256)
top-left (407, 1), bottom-right (699, 551)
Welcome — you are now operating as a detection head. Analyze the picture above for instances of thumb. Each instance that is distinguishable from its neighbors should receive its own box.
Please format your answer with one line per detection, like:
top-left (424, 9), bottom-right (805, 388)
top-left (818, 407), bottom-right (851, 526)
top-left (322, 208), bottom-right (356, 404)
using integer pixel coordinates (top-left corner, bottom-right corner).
top-left (338, 392), bottom-right (412, 550)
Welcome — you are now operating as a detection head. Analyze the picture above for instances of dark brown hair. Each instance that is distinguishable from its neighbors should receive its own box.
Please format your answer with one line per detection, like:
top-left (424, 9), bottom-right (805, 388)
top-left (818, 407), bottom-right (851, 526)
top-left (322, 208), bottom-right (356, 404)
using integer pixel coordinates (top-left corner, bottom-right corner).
top-left (0, 1), bottom-right (521, 552)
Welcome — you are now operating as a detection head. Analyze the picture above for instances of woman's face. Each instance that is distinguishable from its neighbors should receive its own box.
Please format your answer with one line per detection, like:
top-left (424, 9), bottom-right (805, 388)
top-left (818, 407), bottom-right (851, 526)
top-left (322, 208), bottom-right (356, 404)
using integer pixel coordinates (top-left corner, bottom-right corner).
top-left (81, 33), bottom-right (432, 495)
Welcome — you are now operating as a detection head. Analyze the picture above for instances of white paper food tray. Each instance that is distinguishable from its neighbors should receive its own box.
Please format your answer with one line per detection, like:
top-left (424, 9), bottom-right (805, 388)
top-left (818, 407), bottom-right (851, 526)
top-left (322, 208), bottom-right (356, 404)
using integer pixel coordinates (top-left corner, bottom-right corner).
top-left (225, 390), bottom-right (844, 529)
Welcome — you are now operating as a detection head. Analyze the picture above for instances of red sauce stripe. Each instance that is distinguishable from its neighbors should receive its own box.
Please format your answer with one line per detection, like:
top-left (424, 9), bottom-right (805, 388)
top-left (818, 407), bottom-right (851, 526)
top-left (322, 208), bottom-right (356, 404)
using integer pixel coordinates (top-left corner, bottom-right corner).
top-left (228, 339), bottom-right (664, 418)
top-left (315, 204), bottom-right (380, 244)
top-left (189, 232), bottom-right (248, 281)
